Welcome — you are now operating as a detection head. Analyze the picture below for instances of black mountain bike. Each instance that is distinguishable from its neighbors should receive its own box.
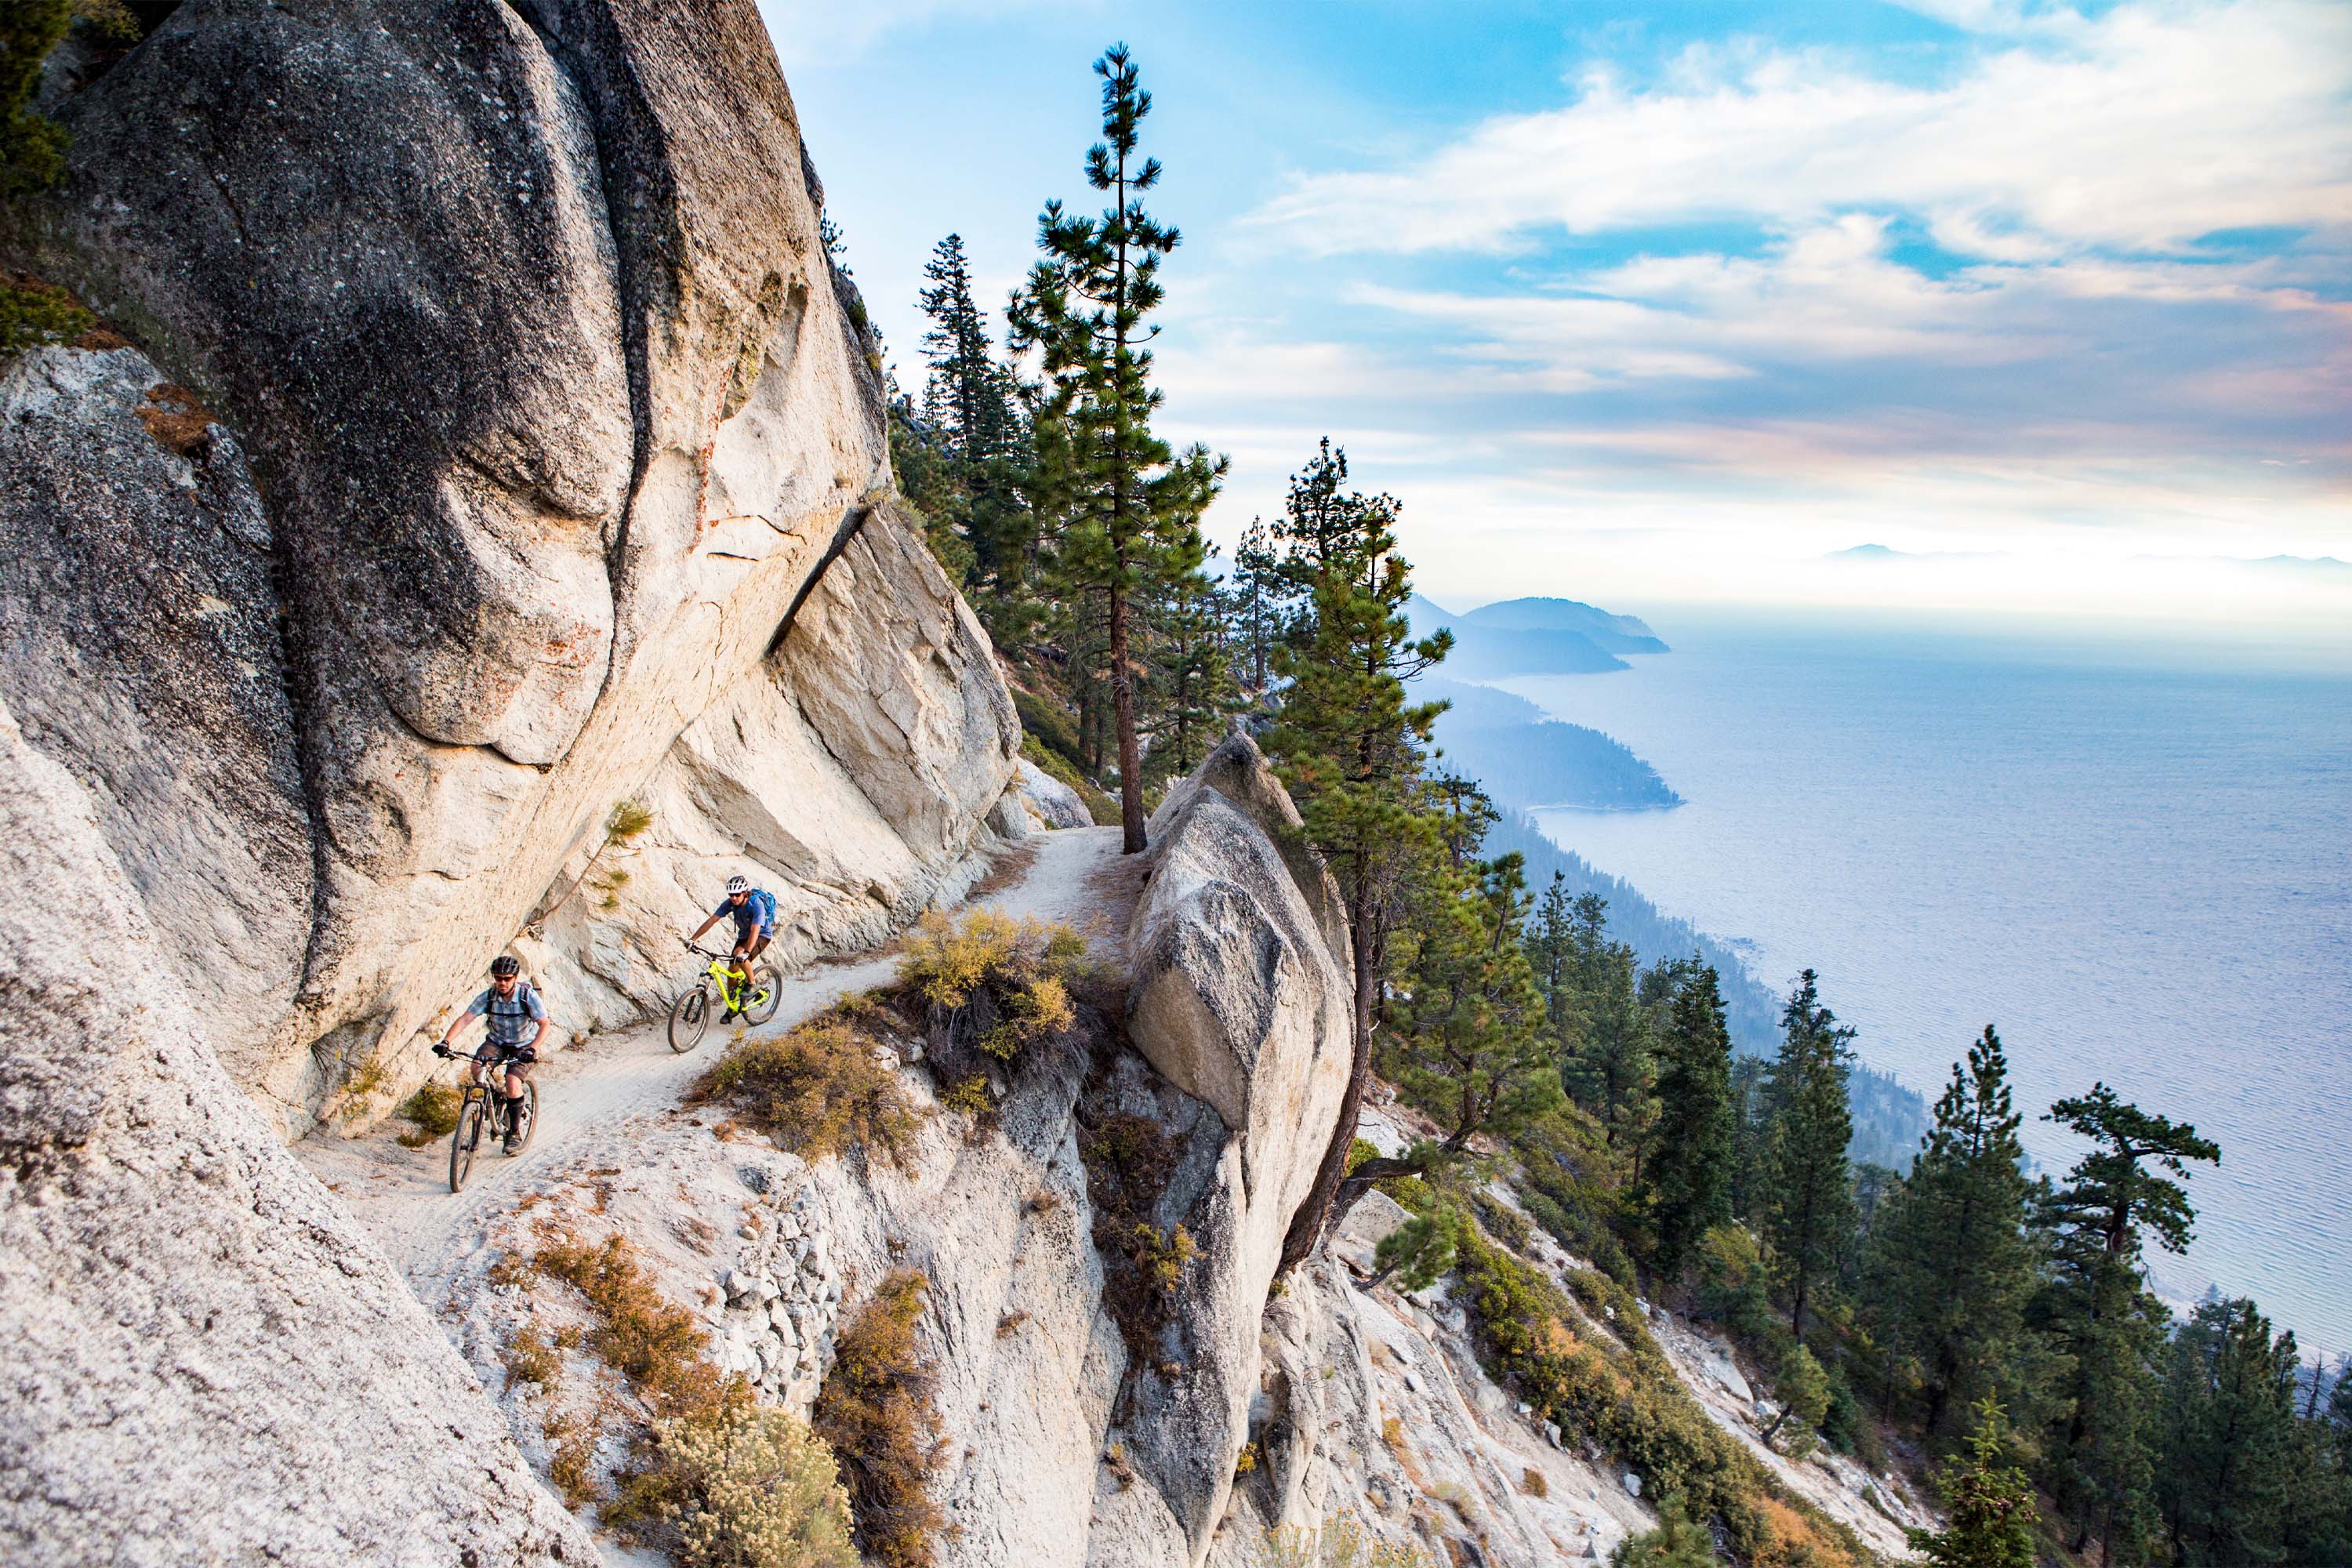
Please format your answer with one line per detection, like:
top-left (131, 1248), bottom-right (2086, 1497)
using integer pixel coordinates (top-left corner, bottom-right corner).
top-left (433, 1044), bottom-right (539, 1193)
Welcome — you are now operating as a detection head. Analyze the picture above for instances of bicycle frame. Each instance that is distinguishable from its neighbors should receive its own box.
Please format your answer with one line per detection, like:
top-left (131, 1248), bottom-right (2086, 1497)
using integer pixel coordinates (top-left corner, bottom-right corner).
top-left (686, 945), bottom-right (759, 1011)
top-left (706, 956), bottom-right (751, 1011)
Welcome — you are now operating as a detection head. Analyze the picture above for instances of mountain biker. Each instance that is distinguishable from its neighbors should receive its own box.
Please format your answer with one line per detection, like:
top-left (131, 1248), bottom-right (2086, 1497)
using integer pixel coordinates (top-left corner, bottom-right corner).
top-left (432, 955), bottom-right (548, 1153)
top-left (688, 873), bottom-right (775, 1022)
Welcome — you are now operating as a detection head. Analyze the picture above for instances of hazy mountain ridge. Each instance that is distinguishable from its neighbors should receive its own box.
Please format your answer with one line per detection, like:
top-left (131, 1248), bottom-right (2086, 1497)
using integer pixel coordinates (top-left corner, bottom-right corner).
top-left (1423, 677), bottom-right (1682, 811)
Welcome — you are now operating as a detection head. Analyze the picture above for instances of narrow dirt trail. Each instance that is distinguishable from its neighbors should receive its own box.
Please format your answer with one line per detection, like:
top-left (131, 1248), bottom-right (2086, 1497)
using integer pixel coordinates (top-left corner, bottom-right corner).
top-left (299, 826), bottom-right (1132, 1297)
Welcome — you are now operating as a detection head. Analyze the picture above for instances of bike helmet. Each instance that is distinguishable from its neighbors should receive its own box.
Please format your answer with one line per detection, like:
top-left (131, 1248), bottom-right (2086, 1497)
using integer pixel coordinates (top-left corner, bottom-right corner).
top-left (490, 954), bottom-right (521, 978)
top-left (725, 874), bottom-right (750, 895)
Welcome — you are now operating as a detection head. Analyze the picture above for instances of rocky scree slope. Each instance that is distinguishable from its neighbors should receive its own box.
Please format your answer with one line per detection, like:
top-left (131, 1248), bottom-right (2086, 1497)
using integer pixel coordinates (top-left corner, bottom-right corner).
top-left (1, 0), bottom-right (1021, 1138)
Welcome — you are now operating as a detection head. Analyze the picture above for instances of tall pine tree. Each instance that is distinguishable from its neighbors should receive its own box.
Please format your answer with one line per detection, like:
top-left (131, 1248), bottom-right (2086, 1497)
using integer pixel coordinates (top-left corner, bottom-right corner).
top-left (915, 233), bottom-right (1034, 631)
top-left (1866, 1026), bottom-right (2037, 1442)
top-left (1385, 851), bottom-right (1562, 1157)
top-left (2034, 1083), bottom-right (2220, 1566)
top-left (1639, 960), bottom-right (1736, 1283)
top-left (1261, 439), bottom-right (1450, 1269)
top-left (1761, 969), bottom-right (1856, 1340)
top-left (1010, 44), bottom-right (1224, 851)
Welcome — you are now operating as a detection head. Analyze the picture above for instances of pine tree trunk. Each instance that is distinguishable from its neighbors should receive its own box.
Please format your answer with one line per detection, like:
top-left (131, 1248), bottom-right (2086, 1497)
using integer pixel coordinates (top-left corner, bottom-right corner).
top-left (1110, 582), bottom-right (1144, 854)
top-left (1279, 848), bottom-right (1377, 1275)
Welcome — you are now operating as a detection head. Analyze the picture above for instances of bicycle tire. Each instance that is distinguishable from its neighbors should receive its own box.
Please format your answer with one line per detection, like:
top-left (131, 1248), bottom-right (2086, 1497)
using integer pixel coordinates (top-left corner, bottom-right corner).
top-left (513, 1080), bottom-right (539, 1155)
top-left (449, 1093), bottom-right (483, 1193)
top-left (669, 983), bottom-right (710, 1052)
top-left (742, 964), bottom-right (782, 1025)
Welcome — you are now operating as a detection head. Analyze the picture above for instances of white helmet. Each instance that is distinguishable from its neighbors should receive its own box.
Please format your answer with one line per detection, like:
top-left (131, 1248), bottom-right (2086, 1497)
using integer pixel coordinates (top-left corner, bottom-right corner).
top-left (725, 874), bottom-right (750, 895)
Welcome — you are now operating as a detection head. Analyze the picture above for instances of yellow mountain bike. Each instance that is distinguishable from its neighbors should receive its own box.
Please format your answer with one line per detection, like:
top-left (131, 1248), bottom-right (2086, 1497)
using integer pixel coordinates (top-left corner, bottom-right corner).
top-left (670, 941), bottom-right (779, 1051)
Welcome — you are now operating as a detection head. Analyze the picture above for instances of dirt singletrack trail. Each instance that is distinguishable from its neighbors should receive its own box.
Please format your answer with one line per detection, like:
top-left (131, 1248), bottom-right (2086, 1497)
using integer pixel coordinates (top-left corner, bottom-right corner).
top-left (298, 826), bottom-right (1130, 1301)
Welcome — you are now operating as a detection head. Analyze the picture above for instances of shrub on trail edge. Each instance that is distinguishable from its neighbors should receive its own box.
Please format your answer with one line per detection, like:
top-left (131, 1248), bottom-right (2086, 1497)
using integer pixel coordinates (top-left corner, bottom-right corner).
top-left (396, 1083), bottom-right (461, 1146)
top-left (814, 1269), bottom-right (946, 1568)
top-left (622, 1404), bottom-right (857, 1568)
top-left (693, 1019), bottom-right (920, 1167)
top-left (897, 909), bottom-right (1083, 1063)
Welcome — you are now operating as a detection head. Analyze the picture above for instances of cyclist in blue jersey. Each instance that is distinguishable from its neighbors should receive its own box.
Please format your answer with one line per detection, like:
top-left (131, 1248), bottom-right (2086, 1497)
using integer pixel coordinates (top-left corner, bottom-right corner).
top-left (688, 874), bottom-right (776, 1022)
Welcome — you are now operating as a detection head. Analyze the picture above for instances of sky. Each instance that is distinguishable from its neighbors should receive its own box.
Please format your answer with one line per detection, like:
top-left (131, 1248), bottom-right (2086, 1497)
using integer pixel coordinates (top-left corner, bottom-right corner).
top-left (758, 0), bottom-right (2352, 627)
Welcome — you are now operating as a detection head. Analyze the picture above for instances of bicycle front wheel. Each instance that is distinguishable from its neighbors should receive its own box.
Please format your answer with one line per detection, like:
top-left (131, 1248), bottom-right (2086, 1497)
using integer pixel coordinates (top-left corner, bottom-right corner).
top-left (669, 983), bottom-right (710, 1052)
top-left (449, 1094), bottom-right (484, 1193)
top-left (742, 964), bottom-right (782, 1025)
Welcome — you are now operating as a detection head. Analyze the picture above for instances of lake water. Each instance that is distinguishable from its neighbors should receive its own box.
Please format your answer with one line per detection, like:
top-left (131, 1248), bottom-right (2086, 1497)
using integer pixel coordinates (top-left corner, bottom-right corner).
top-left (1512, 608), bottom-right (2352, 1355)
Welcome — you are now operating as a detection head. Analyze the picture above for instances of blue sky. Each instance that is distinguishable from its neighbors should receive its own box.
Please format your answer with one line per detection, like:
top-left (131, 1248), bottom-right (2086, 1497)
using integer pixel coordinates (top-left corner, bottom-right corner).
top-left (760, 0), bottom-right (2351, 623)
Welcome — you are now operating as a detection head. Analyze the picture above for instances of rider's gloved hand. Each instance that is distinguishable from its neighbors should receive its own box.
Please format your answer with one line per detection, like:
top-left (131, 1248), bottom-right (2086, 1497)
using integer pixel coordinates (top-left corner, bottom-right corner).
top-left (432, 1043), bottom-right (452, 1058)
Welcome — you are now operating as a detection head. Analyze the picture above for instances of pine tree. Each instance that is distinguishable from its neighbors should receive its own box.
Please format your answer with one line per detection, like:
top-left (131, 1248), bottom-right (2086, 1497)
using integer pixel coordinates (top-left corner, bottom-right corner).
top-left (1864, 1026), bottom-right (2036, 1442)
top-left (914, 234), bottom-right (1036, 633)
top-left (1260, 439), bottom-right (1450, 1270)
top-left (2155, 1296), bottom-right (2299, 1566)
top-left (1639, 961), bottom-right (1736, 1283)
top-left (1138, 556), bottom-right (1235, 785)
top-left (1555, 897), bottom-right (1653, 1160)
top-left (1907, 1398), bottom-right (2040, 1568)
top-left (1610, 1493), bottom-right (1716, 1568)
top-left (1385, 851), bottom-right (1562, 1157)
top-left (918, 234), bottom-right (1001, 461)
top-left (1760, 970), bottom-right (1856, 1340)
top-left (1370, 1200), bottom-right (1466, 1292)
top-left (2034, 1083), bottom-right (2220, 1565)
top-left (1227, 515), bottom-right (1283, 699)
top-left (1010, 44), bottom-right (1225, 852)
top-left (1763, 1345), bottom-right (1831, 1452)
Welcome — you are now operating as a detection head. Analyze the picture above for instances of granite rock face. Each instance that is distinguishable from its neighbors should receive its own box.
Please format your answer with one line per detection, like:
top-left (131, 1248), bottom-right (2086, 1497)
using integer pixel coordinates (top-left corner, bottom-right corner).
top-left (3, 0), bottom-right (1019, 1131)
top-left (1016, 756), bottom-right (1096, 830)
top-left (1101, 733), bottom-right (1356, 1566)
top-left (0, 698), bottom-right (598, 1567)
top-left (0, 347), bottom-right (311, 1090)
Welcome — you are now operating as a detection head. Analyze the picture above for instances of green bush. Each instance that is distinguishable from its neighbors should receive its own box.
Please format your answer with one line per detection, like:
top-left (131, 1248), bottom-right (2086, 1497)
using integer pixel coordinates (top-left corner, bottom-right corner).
top-left (0, 272), bottom-right (93, 365)
top-left (2, 2), bottom-right (70, 202)
top-left (395, 1083), bottom-right (462, 1147)
top-left (1012, 689), bottom-right (1084, 770)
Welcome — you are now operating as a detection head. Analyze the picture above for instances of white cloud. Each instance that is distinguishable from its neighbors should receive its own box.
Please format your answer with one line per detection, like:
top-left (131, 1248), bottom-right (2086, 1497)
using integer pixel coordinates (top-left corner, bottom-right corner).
top-left (1248, 2), bottom-right (2352, 260)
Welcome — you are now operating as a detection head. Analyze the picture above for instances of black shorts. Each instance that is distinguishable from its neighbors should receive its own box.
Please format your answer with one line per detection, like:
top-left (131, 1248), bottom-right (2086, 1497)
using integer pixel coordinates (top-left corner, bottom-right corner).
top-left (473, 1044), bottom-right (537, 1076)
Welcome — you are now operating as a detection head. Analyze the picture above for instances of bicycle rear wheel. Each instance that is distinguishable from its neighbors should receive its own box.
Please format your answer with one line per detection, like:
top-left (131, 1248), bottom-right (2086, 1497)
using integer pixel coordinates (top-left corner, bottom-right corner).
top-left (669, 983), bottom-right (710, 1052)
top-left (742, 964), bottom-right (782, 1025)
top-left (449, 1093), bottom-right (484, 1193)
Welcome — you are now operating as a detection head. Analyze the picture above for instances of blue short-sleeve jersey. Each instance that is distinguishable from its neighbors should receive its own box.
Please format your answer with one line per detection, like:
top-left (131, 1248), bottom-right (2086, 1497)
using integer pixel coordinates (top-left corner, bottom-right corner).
top-left (715, 888), bottom-right (775, 938)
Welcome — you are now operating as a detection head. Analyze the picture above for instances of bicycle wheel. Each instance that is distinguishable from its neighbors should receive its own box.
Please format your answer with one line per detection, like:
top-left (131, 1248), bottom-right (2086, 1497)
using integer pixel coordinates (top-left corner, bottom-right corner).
top-left (448, 1093), bottom-right (484, 1193)
top-left (513, 1080), bottom-right (539, 1155)
top-left (742, 964), bottom-right (782, 1025)
top-left (669, 982), bottom-right (710, 1052)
